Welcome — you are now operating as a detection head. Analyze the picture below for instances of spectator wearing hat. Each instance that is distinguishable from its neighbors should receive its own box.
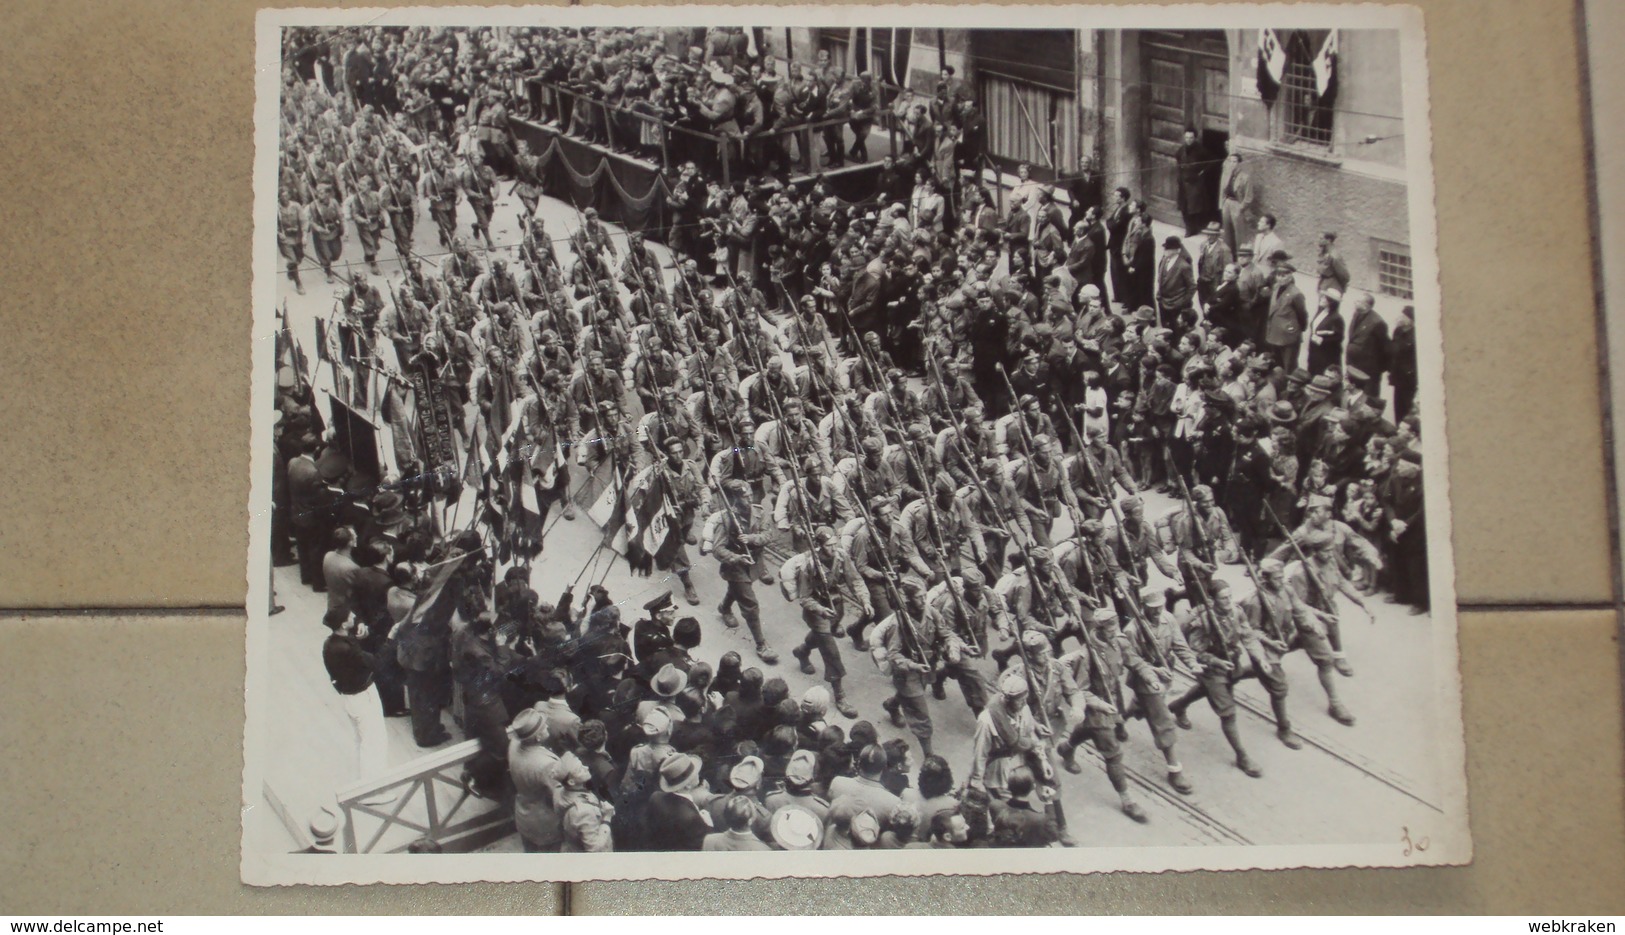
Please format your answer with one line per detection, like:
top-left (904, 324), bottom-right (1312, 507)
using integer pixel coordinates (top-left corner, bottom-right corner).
top-left (1265, 258), bottom-right (1308, 369)
top-left (706, 755), bottom-right (771, 838)
top-left (558, 751), bottom-right (616, 852)
top-left (631, 590), bottom-right (679, 674)
top-left (1195, 220), bottom-right (1233, 313)
top-left (1308, 288), bottom-right (1346, 375)
top-left (645, 753), bottom-right (713, 851)
top-left (509, 708), bottom-right (565, 852)
top-left (1156, 235), bottom-right (1197, 334)
top-left (765, 749), bottom-right (832, 823)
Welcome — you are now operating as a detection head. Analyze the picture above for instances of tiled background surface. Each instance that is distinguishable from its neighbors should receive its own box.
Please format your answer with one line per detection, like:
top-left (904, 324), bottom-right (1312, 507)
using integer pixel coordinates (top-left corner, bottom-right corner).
top-left (0, 0), bottom-right (1621, 915)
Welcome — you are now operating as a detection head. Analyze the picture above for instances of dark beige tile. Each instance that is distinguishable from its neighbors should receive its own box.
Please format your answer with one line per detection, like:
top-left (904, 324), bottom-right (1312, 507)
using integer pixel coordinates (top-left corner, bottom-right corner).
top-left (0, 614), bottom-right (564, 914)
top-left (0, 0), bottom-right (1611, 610)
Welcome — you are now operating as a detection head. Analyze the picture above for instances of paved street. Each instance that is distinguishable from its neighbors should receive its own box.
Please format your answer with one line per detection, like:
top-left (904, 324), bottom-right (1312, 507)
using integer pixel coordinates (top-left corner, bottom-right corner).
top-left (267, 162), bottom-right (1449, 851)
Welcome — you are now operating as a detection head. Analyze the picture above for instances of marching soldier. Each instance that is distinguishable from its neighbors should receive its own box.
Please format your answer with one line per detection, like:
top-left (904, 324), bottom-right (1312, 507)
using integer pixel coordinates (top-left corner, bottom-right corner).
top-left (878, 574), bottom-right (941, 756)
top-left (1244, 558), bottom-right (1357, 726)
top-left (840, 492), bottom-right (903, 651)
top-left (344, 170), bottom-right (386, 275)
top-left (1166, 580), bottom-right (1288, 777)
top-left (420, 154), bottom-right (460, 248)
top-left (925, 568), bottom-right (1006, 714)
top-left (277, 187), bottom-right (308, 294)
top-left (1121, 587), bottom-right (1198, 793)
top-left (1112, 495), bottom-right (1180, 584)
top-left (705, 478), bottom-right (779, 664)
top-left (307, 184), bottom-right (346, 283)
top-left (1051, 607), bottom-right (1150, 824)
top-left (458, 156), bottom-right (498, 250)
top-left (786, 525), bottom-right (868, 717)
top-left (1167, 482), bottom-right (1241, 607)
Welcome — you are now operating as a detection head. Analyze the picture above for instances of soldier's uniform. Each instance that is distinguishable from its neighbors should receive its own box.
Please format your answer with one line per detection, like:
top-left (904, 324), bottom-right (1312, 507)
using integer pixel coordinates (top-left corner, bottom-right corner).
top-left (345, 185), bottom-right (386, 272)
top-left (1168, 488), bottom-right (1240, 606)
top-left (420, 163), bottom-right (460, 246)
top-left (968, 668), bottom-right (1049, 800)
top-left (1049, 609), bottom-right (1150, 823)
top-left (1165, 590), bottom-right (1282, 776)
top-left (277, 198), bottom-right (307, 291)
top-left (878, 582), bottom-right (942, 756)
top-left (925, 570), bottom-right (1005, 714)
top-left (1244, 561), bottom-right (1356, 726)
top-left (457, 160), bottom-right (498, 248)
top-left (1121, 587), bottom-right (1199, 793)
top-left (705, 481), bottom-right (777, 663)
top-left (307, 194), bottom-right (345, 281)
top-left (785, 528), bottom-right (867, 716)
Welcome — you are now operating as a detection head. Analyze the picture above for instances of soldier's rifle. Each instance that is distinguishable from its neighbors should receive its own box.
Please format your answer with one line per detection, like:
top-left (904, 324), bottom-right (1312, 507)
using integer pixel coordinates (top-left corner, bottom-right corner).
top-left (719, 263), bottom-right (843, 616)
top-left (778, 287), bottom-right (935, 672)
top-left (823, 303), bottom-right (1025, 689)
top-left (1048, 395), bottom-right (1171, 672)
top-left (1261, 499), bottom-right (1350, 623)
top-left (1164, 453), bottom-right (1243, 671)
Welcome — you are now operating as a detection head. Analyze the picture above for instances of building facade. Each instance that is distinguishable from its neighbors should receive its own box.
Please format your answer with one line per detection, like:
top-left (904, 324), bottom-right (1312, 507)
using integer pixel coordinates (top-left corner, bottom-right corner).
top-left (773, 26), bottom-right (1414, 302)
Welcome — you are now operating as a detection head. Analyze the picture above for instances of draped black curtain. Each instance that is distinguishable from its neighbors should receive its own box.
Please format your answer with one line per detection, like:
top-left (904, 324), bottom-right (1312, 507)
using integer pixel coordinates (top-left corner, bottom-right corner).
top-left (510, 119), bottom-right (672, 243)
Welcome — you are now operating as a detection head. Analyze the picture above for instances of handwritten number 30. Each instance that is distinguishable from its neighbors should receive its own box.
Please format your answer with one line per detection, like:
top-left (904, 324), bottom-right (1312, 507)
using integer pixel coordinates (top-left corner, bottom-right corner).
top-left (1401, 827), bottom-right (1430, 856)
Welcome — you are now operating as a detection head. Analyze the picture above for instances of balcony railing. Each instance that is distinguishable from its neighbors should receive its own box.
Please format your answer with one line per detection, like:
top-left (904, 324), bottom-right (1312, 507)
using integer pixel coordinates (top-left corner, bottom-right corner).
top-left (334, 736), bottom-right (514, 854)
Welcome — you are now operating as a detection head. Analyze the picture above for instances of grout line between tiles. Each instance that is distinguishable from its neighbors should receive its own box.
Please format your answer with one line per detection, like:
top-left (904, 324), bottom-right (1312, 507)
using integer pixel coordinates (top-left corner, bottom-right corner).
top-left (0, 602), bottom-right (1619, 618)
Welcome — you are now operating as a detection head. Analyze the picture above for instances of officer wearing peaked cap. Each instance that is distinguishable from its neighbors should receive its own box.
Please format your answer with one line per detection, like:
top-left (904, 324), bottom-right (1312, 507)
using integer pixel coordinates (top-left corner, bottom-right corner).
top-left (631, 590), bottom-right (678, 674)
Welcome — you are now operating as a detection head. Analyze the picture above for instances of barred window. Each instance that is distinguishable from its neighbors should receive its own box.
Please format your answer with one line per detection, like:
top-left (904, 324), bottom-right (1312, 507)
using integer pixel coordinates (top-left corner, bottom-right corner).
top-left (1375, 241), bottom-right (1414, 300)
top-left (1281, 30), bottom-right (1333, 147)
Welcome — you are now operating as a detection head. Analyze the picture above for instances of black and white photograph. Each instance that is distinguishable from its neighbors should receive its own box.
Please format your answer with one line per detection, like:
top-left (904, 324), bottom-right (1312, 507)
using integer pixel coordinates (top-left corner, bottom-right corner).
top-left (242, 4), bottom-right (1466, 884)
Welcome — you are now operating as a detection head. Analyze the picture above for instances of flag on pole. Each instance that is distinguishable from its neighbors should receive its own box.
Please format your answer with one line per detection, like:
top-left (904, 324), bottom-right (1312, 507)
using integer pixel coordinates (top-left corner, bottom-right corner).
top-left (1257, 28), bottom-right (1286, 106)
top-left (399, 549), bottom-right (474, 637)
top-left (622, 465), bottom-right (680, 576)
top-left (1313, 30), bottom-right (1339, 107)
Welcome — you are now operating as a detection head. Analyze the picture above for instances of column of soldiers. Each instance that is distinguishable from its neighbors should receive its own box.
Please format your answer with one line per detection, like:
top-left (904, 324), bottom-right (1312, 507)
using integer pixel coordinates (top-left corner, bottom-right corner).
top-left (279, 24), bottom-right (1430, 852)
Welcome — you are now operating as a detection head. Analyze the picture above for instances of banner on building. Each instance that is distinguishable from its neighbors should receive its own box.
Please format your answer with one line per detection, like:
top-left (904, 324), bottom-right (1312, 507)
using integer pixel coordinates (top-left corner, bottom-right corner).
top-left (1257, 28), bottom-right (1286, 106)
top-left (1313, 29), bottom-right (1340, 106)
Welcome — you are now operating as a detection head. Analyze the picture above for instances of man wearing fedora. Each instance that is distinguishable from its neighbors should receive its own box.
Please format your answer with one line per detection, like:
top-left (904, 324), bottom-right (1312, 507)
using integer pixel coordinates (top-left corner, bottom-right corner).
top-left (1155, 235), bottom-right (1196, 336)
top-left (646, 752), bottom-right (714, 851)
top-left (1195, 221), bottom-right (1232, 313)
top-left (508, 708), bottom-right (565, 852)
top-left (1265, 258), bottom-right (1308, 370)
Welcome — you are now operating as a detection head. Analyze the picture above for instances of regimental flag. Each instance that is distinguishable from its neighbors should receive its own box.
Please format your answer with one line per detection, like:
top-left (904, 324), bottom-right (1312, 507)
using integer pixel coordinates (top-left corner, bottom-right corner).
top-left (623, 464), bottom-right (680, 577)
top-left (399, 549), bottom-right (473, 639)
top-left (1313, 30), bottom-right (1339, 107)
top-left (1257, 28), bottom-right (1287, 106)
